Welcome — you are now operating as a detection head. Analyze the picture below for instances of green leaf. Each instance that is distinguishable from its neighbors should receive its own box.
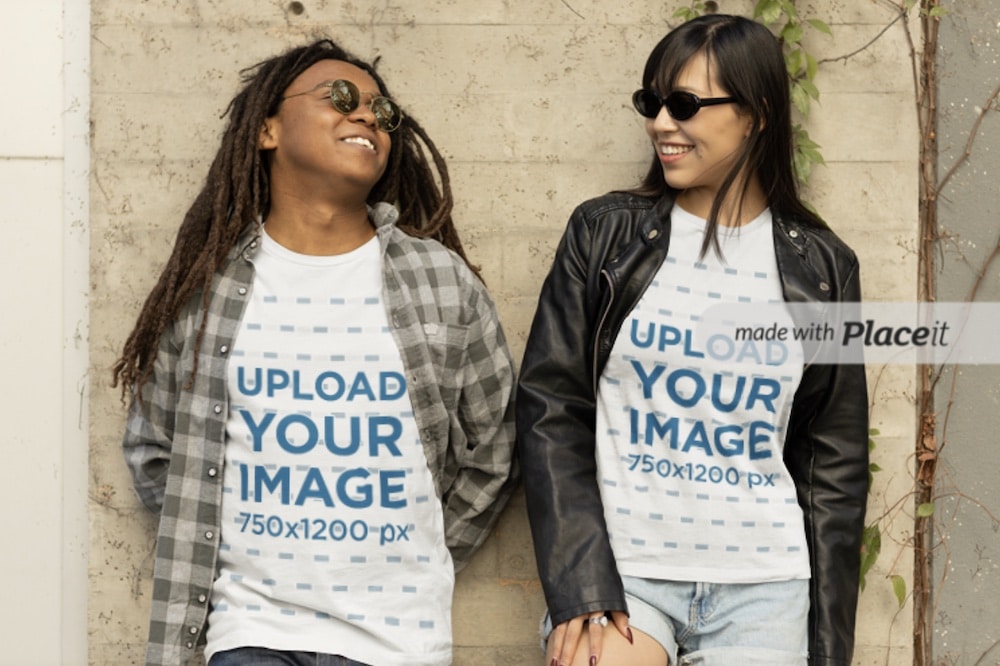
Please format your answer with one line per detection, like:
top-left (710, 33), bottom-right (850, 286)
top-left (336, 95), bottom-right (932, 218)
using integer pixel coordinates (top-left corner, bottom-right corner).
top-left (928, 6), bottom-right (948, 18)
top-left (798, 78), bottom-right (820, 101)
top-left (859, 524), bottom-right (881, 590)
top-left (891, 574), bottom-right (907, 608)
top-left (795, 133), bottom-right (821, 152)
top-left (802, 146), bottom-right (825, 165)
top-left (781, 22), bottom-right (804, 45)
top-left (791, 83), bottom-right (811, 116)
top-left (917, 502), bottom-right (935, 518)
top-left (755, 0), bottom-right (782, 26)
top-left (805, 52), bottom-right (819, 82)
top-left (673, 1), bottom-right (707, 20)
top-left (868, 462), bottom-right (882, 490)
top-left (779, 0), bottom-right (798, 21)
top-left (793, 151), bottom-right (812, 186)
top-left (785, 49), bottom-right (803, 77)
top-left (807, 18), bottom-right (833, 36)
top-left (791, 125), bottom-right (824, 185)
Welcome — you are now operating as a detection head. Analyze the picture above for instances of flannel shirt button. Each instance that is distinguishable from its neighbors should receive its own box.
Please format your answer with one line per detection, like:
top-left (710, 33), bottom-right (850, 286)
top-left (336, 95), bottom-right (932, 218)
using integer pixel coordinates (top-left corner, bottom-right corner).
top-left (213, 404), bottom-right (223, 414)
top-left (207, 467), bottom-right (218, 478)
top-left (188, 626), bottom-right (198, 635)
top-left (219, 344), bottom-right (229, 354)
top-left (238, 287), bottom-right (248, 295)
top-left (789, 229), bottom-right (800, 238)
top-left (205, 531), bottom-right (215, 540)
top-left (197, 594), bottom-right (207, 603)
top-left (185, 642), bottom-right (194, 649)
top-left (819, 281), bottom-right (831, 292)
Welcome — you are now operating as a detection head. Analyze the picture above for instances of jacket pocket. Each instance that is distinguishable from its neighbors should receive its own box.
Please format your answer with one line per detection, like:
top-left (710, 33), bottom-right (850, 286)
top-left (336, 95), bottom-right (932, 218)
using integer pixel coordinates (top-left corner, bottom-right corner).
top-left (422, 322), bottom-right (471, 390)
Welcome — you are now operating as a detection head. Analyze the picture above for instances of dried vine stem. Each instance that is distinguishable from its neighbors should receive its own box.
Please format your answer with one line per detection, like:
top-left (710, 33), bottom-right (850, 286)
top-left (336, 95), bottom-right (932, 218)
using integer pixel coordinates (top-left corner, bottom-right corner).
top-left (935, 80), bottom-right (1000, 200)
top-left (818, 11), bottom-right (905, 65)
top-left (909, 0), bottom-right (940, 659)
top-left (896, 1), bottom-right (1000, 664)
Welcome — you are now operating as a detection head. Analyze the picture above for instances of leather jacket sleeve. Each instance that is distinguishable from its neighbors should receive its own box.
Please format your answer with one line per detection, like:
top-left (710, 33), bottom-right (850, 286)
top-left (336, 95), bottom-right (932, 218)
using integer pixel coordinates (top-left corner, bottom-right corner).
top-left (783, 249), bottom-right (869, 666)
top-left (516, 203), bottom-right (628, 626)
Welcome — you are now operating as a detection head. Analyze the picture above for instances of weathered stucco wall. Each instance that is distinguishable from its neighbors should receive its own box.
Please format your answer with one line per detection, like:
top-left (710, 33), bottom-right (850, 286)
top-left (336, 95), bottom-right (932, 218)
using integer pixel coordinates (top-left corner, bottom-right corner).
top-left (933, 1), bottom-right (1000, 663)
top-left (88, 1), bottom-right (920, 664)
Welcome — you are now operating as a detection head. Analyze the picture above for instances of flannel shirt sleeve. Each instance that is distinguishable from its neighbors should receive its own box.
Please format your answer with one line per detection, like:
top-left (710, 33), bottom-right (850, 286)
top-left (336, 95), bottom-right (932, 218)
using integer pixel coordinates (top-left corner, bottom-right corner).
top-left (441, 285), bottom-right (519, 570)
top-left (121, 320), bottom-right (182, 514)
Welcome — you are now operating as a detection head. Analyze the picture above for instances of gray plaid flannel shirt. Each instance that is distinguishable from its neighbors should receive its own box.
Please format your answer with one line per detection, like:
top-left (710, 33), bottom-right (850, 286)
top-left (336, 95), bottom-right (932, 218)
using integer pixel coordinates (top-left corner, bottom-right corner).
top-left (122, 203), bottom-right (518, 666)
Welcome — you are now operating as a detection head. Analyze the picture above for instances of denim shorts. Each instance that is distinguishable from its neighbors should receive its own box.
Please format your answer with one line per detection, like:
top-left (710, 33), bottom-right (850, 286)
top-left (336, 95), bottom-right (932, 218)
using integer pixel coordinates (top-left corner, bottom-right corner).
top-left (623, 576), bottom-right (809, 665)
top-left (541, 577), bottom-right (809, 666)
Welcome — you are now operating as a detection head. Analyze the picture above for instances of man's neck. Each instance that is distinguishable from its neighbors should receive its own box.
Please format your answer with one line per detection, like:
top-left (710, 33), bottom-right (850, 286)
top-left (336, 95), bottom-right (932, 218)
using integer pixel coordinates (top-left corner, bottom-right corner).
top-left (264, 197), bottom-right (375, 256)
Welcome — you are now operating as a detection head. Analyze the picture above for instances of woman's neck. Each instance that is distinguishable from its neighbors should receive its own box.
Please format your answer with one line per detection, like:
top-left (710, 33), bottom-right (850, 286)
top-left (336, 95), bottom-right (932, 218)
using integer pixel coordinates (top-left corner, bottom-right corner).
top-left (676, 177), bottom-right (767, 227)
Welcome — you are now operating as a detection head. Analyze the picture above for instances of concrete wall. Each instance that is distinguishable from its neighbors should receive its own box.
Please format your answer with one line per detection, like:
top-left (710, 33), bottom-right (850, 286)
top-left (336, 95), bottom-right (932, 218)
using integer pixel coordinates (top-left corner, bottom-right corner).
top-left (85, 1), bottom-right (919, 664)
top-left (933, 1), bottom-right (1000, 663)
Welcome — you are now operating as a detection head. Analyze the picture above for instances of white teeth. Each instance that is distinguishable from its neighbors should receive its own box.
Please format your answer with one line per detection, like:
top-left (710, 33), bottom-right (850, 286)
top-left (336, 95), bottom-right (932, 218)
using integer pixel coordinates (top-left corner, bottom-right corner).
top-left (343, 136), bottom-right (375, 150)
top-left (660, 144), bottom-right (693, 156)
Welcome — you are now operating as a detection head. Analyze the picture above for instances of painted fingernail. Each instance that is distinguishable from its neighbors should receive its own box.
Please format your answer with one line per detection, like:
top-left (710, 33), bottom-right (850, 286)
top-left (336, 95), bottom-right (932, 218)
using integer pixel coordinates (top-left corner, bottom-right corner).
top-left (550, 660), bottom-right (558, 666)
top-left (590, 657), bottom-right (598, 666)
top-left (627, 627), bottom-right (634, 644)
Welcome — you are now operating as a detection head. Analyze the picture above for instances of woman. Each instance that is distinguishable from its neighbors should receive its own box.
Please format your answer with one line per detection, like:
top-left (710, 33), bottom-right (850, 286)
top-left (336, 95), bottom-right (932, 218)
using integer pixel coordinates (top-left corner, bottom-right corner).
top-left (517, 14), bottom-right (868, 666)
top-left (113, 39), bottom-right (517, 666)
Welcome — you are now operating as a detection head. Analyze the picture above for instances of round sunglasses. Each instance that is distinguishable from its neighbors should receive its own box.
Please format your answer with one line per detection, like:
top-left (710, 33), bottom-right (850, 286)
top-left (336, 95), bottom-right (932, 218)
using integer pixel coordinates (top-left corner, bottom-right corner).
top-left (632, 89), bottom-right (736, 121)
top-left (282, 79), bottom-right (403, 133)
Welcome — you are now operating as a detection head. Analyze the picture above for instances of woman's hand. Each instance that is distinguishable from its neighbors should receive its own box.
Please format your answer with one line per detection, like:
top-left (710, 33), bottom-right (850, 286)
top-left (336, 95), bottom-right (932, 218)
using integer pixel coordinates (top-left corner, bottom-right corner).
top-left (546, 610), bottom-right (632, 666)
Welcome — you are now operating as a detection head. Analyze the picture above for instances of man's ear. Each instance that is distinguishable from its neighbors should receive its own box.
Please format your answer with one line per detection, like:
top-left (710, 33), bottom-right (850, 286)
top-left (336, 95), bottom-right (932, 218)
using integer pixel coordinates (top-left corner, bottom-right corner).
top-left (259, 116), bottom-right (278, 150)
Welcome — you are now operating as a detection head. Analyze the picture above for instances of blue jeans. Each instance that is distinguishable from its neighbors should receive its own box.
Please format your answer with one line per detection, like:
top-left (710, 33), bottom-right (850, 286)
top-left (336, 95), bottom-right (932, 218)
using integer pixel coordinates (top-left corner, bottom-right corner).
top-left (208, 647), bottom-right (372, 666)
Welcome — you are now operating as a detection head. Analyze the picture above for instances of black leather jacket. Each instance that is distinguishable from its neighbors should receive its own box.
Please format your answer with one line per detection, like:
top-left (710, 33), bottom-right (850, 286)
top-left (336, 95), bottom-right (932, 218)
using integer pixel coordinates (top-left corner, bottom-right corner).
top-left (517, 192), bottom-right (869, 666)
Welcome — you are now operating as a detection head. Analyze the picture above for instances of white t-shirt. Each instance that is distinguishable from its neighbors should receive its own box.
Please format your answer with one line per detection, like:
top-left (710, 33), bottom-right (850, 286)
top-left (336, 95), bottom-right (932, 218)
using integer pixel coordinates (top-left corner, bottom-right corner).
top-left (206, 231), bottom-right (453, 666)
top-left (596, 205), bottom-right (810, 583)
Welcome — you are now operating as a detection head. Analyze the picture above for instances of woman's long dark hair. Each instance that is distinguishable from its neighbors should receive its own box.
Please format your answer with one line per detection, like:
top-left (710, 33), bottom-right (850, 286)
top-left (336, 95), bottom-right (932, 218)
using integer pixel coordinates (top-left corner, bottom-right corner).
top-left (630, 14), bottom-right (826, 258)
top-left (113, 39), bottom-right (471, 399)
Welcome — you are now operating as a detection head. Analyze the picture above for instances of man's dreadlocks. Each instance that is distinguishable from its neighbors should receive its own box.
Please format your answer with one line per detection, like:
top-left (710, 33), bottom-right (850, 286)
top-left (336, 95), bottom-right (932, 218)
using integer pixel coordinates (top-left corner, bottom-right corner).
top-left (112, 39), bottom-right (474, 400)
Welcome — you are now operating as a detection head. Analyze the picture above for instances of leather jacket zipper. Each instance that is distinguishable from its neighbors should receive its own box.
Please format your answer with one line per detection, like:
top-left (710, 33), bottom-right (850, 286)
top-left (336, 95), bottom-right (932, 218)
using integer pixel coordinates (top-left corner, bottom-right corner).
top-left (593, 267), bottom-right (616, 393)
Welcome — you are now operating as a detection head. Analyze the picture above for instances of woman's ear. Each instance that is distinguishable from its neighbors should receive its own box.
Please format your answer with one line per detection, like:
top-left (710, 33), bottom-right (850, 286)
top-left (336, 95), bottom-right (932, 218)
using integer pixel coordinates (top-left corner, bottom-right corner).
top-left (742, 109), bottom-right (765, 138)
top-left (259, 117), bottom-right (278, 150)
top-left (757, 98), bottom-right (769, 132)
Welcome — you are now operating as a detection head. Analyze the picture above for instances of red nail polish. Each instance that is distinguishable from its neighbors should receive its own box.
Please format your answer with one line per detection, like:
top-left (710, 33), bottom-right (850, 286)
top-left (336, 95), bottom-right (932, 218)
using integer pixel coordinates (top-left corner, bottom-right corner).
top-left (550, 660), bottom-right (558, 666)
top-left (590, 657), bottom-right (597, 666)
top-left (627, 627), bottom-right (634, 644)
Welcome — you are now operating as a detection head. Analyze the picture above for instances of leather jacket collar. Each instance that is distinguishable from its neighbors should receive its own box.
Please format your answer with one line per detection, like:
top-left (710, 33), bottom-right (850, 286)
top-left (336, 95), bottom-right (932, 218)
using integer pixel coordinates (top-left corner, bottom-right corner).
top-left (591, 192), bottom-right (837, 387)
